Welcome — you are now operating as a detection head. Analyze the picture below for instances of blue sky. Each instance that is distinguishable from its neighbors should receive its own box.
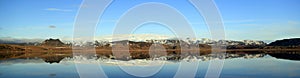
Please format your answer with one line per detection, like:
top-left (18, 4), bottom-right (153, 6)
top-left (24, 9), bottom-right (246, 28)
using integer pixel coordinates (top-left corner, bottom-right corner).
top-left (0, 0), bottom-right (299, 41)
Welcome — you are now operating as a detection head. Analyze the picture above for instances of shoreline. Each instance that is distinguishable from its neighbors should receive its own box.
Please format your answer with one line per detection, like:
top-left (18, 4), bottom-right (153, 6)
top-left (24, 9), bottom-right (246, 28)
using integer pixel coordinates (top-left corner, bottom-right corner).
top-left (1, 44), bottom-right (300, 60)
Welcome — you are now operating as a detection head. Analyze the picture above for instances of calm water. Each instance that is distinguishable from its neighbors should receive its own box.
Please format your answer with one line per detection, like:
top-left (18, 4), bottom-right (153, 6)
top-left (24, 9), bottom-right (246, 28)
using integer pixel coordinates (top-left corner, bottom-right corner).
top-left (0, 52), bottom-right (300, 78)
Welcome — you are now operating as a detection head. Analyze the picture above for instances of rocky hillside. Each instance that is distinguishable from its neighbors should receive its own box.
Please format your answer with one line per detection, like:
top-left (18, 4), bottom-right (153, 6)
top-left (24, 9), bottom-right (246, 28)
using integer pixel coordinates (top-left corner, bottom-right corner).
top-left (268, 38), bottom-right (300, 46)
top-left (41, 38), bottom-right (65, 47)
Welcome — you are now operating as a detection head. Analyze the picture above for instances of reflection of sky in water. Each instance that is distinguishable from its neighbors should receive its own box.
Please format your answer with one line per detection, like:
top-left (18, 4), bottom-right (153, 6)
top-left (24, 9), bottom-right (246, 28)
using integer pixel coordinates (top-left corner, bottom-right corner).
top-left (0, 63), bottom-right (79, 78)
top-left (220, 56), bottom-right (300, 78)
top-left (0, 56), bottom-right (300, 78)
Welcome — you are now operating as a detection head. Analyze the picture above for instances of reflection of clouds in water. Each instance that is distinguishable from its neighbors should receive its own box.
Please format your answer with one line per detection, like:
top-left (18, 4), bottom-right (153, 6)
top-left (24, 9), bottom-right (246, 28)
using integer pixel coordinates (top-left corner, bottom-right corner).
top-left (0, 58), bottom-right (44, 65)
top-left (222, 57), bottom-right (300, 77)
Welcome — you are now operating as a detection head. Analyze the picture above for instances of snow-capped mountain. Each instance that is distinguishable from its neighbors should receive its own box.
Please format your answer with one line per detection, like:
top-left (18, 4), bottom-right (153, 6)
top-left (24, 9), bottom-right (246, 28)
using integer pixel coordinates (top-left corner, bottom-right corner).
top-left (0, 34), bottom-right (266, 47)
top-left (95, 34), bottom-right (173, 42)
top-left (63, 34), bottom-right (266, 46)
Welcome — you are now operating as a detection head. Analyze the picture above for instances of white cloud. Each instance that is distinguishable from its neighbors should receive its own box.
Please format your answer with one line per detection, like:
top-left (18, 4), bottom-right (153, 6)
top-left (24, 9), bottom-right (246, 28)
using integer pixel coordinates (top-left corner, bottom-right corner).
top-left (44, 8), bottom-right (72, 12)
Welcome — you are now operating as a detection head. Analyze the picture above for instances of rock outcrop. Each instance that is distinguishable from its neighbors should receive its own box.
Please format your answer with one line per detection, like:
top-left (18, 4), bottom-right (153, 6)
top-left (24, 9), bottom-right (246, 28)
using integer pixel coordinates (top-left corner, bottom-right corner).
top-left (41, 38), bottom-right (65, 47)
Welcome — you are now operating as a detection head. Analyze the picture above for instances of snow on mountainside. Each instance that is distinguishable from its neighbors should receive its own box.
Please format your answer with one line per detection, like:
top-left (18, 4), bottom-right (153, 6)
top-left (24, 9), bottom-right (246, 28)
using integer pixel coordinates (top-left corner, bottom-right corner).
top-left (95, 34), bottom-right (173, 42)
top-left (0, 34), bottom-right (266, 46)
top-left (92, 34), bottom-right (266, 46)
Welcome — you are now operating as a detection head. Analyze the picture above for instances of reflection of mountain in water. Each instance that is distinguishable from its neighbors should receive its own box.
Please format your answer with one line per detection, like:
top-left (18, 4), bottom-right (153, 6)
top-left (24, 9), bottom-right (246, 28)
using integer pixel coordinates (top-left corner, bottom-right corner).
top-left (267, 51), bottom-right (300, 60)
top-left (42, 55), bottom-right (69, 64)
top-left (43, 52), bottom-right (269, 64)
top-left (1, 52), bottom-right (299, 65)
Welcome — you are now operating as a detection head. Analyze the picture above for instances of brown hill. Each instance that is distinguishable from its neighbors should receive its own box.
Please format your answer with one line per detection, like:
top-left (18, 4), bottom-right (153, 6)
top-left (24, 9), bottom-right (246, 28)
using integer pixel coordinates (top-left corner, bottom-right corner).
top-left (0, 44), bottom-right (25, 51)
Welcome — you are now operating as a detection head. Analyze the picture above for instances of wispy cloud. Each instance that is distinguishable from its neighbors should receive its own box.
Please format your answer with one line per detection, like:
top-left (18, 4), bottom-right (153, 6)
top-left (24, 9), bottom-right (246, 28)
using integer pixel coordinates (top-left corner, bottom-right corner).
top-left (225, 21), bottom-right (300, 40)
top-left (44, 8), bottom-right (72, 12)
top-left (48, 25), bottom-right (56, 28)
top-left (224, 19), bottom-right (256, 24)
top-left (287, 21), bottom-right (300, 25)
top-left (0, 37), bottom-right (44, 43)
top-left (190, 19), bottom-right (257, 25)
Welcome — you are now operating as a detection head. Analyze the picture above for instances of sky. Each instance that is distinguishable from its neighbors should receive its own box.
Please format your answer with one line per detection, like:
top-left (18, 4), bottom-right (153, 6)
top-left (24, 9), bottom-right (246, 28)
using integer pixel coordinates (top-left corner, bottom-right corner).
top-left (0, 0), bottom-right (300, 42)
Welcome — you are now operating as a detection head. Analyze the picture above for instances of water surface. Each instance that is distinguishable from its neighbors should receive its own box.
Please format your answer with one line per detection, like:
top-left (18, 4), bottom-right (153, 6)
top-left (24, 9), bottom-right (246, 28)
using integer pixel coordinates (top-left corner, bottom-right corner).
top-left (0, 52), bottom-right (299, 78)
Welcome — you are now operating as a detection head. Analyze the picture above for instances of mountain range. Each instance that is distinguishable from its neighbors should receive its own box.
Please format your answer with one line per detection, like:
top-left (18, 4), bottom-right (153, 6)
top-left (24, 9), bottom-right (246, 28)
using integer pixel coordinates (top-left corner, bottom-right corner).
top-left (1, 34), bottom-right (300, 49)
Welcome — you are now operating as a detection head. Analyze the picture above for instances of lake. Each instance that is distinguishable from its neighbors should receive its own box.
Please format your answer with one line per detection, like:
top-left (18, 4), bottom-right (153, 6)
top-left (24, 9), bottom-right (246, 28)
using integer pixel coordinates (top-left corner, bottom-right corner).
top-left (0, 52), bottom-right (300, 78)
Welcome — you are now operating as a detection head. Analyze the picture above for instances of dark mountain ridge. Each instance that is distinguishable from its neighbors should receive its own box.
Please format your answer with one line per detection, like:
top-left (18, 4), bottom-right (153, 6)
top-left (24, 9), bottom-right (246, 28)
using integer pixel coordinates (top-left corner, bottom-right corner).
top-left (41, 38), bottom-right (65, 47)
top-left (268, 38), bottom-right (300, 46)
